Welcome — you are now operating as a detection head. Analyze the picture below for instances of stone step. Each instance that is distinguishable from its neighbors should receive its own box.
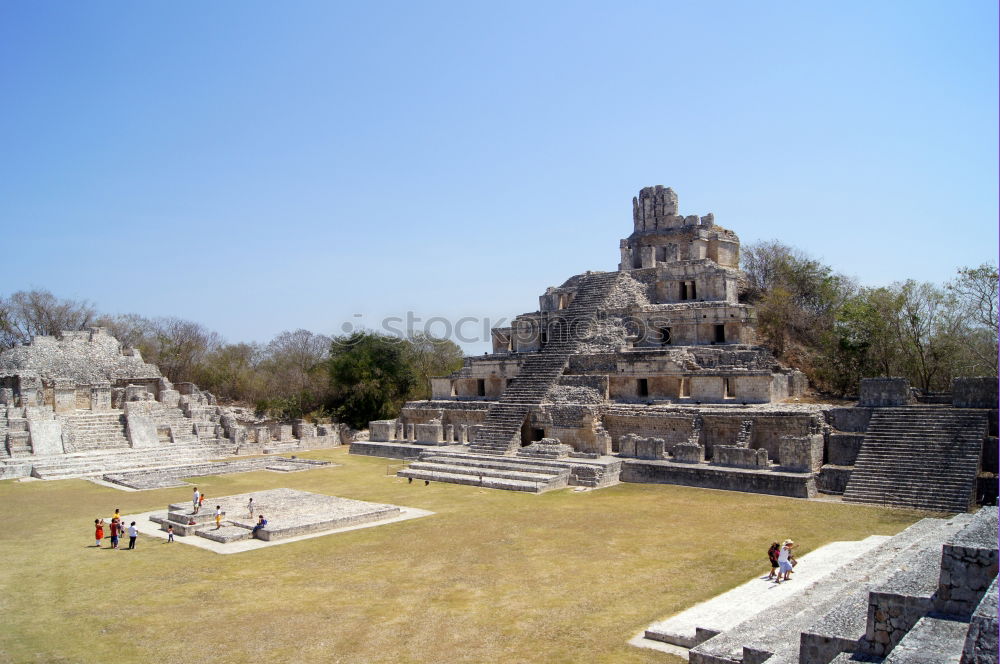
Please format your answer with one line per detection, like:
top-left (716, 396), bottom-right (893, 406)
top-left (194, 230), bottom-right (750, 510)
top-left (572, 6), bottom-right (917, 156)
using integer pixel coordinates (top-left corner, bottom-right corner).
top-left (642, 536), bottom-right (890, 650)
top-left (397, 467), bottom-right (566, 493)
top-left (881, 616), bottom-right (969, 664)
top-left (423, 451), bottom-right (572, 472)
top-left (406, 461), bottom-right (565, 483)
top-left (687, 514), bottom-right (973, 664)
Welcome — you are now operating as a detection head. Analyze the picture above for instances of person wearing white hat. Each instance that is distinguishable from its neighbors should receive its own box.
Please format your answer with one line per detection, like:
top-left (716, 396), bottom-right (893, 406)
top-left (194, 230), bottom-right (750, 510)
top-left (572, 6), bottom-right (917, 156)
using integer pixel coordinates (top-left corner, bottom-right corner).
top-left (776, 539), bottom-right (795, 583)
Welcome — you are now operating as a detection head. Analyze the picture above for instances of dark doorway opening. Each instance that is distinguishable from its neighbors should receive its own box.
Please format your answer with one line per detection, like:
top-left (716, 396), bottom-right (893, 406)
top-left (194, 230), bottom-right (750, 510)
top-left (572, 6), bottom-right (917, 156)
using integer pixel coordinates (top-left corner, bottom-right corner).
top-left (637, 378), bottom-right (649, 398)
top-left (520, 419), bottom-right (544, 445)
top-left (476, 379), bottom-right (486, 397)
top-left (660, 327), bottom-right (672, 346)
top-left (714, 324), bottom-right (726, 344)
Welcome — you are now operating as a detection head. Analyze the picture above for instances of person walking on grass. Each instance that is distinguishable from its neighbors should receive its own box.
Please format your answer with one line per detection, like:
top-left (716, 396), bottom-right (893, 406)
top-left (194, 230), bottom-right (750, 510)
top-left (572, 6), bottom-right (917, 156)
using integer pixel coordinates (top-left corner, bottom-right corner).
top-left (167, 525), bottom-right (174, 543)
top-left (109, 518), bottom-right (120, 550)
top-left (94, 519), bottom-right (105, 547)
top-left (776, 539), bottom-right (795, 583)
top-left (127, 522), bottom-right (138, 549)
top-left (766, 542), bottom-right (781, 580)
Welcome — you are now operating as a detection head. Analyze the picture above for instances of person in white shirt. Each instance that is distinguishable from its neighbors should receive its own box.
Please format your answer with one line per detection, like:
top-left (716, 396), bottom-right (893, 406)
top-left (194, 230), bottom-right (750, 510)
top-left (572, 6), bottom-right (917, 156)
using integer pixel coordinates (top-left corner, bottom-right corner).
top-left (127, 522), bottom-right (138, 550)
top-left (776, 539), bottom-right (795, 583)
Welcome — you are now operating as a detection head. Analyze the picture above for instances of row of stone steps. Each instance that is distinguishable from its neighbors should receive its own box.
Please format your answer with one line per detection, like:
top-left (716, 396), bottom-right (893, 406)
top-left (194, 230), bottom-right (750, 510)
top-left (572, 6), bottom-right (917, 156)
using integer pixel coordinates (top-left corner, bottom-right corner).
top-left (469, 271), bottom-right (622, 456)
top-left (24, 443), bottom-right (226, 480)
top-left (639, 510), bottom-right (992, 664)
top-left (843, 407), bottom-right (987, 513)
top-left (397, 450), bottom-right (571, 493)
top-left (59, 411), bottom-right (131, 451)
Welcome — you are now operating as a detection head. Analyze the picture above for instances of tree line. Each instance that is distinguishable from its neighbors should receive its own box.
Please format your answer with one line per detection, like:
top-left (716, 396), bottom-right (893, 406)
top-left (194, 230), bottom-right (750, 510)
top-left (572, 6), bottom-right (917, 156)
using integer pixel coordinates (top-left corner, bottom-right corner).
top-left (0, 292), bottom-right (463, 428)
top-left (1, 248), bottom-right (995, 420)
top-left (740, 241), bottom-right (998, 395)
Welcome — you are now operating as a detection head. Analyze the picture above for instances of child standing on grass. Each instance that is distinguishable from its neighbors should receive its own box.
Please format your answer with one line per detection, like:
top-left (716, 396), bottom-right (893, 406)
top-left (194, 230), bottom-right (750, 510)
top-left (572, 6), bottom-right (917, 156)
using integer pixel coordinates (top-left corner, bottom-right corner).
top-left (127, 522), bottom-right (138, 549)
top-left (94, 519), bottom-right (104, 547)
top-left (167, 525), bottom-right (174, 542)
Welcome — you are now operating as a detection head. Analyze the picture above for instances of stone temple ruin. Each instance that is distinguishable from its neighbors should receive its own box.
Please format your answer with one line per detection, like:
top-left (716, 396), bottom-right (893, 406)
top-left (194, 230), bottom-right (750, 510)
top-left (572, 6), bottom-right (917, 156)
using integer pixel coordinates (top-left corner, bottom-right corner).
top-left (359, 187), bottom-right (998, 515)
top-left (0, 328), bottom-right (346, 482)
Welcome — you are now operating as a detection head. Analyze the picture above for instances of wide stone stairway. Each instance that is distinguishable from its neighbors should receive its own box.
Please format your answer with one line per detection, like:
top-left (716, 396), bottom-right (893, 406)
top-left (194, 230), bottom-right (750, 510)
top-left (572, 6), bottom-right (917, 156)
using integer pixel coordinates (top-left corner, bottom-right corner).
top-left (468, 271), bottom-right (621, 456)
top-left (59, 411), bottom-right (131, 451)
top-left (396, 450), bottom-right (572, 492)
top-left (842, 406), bottom-right (987, 513)
top-left (636, 507), bottom-right (998, 664)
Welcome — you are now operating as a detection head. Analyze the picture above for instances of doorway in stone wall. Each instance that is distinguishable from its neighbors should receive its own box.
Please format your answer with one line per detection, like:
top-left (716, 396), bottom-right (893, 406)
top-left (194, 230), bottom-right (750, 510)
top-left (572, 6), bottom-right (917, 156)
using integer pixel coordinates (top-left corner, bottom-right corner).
top-left (520, 419), bottom-right (545, 446)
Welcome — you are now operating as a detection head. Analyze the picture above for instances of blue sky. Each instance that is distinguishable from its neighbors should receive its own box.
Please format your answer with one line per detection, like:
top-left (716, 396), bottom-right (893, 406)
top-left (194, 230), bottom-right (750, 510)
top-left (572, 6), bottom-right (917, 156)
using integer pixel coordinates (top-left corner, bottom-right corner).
top-left (1, 1), bottom-right (996, 353)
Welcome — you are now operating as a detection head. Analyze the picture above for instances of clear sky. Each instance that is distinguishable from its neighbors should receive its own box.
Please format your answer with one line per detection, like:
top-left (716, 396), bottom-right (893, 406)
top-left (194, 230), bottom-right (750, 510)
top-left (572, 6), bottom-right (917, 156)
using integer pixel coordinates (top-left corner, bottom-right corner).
top-left (1, 1), bottom-right (997, 353)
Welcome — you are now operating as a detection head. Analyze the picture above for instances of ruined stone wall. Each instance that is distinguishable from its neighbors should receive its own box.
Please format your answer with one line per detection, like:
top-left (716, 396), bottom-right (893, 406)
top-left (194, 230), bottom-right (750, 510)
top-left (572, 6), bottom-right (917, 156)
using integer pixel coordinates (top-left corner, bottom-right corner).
top-left (0, 328), bottom-right (160, 386)
top-left (953, 377), bottom-right (998, 409)
top-left (859, 378), bottom-right (912, 407)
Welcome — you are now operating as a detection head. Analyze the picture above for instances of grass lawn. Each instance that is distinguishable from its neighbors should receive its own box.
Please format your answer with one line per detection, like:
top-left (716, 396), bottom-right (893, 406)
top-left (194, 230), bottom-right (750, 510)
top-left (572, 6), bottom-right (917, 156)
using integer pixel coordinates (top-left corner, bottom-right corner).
top-left (0, 447), bottom-right (928, 664)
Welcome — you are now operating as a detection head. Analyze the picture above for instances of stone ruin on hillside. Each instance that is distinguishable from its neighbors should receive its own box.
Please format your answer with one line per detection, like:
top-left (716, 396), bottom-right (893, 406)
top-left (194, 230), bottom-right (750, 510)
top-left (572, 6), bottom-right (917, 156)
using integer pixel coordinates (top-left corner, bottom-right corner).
top-left (358, 186), bottom-right (998, 512)
top-left (0, 328), bottom-right (345, 480)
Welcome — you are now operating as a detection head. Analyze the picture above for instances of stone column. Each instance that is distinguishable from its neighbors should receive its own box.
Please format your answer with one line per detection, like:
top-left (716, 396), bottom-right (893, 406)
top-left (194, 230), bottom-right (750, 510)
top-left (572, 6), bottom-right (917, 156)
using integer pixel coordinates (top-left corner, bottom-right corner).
top-left (405, 423), bottom-right (414, 442)
top-left (90, 383), bottom-right (112, 411)
top-left (53, 380), bottom-right (76, 413)
top-left (444, 424), bottom-right (454, 443)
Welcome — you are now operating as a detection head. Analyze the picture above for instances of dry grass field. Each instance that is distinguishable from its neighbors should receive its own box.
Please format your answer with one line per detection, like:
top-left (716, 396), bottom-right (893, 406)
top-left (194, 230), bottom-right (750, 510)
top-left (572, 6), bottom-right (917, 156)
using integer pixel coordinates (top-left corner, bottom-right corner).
top-left (0, 447), bottom-right (927, 664)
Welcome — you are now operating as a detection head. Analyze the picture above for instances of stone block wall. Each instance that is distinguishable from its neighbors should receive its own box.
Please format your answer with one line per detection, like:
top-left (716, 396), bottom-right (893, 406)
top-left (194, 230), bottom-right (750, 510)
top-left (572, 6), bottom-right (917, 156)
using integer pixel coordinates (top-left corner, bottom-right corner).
top-left (859, 378), bottom-right (911, 407)
top-left (713, 445), bottom-right (768, 468)
top-left (672, 442), bottom-right (704, 463)
top-left (962, 577), bottom-right (998, 664)
top-left (618, 433), bottom-right (665, 460)
top-left (415, 422), bottom-right (443, 444)
top-left (778, 434), bottom-right (824, 472)
top-left (936, 543), bottom-right (999, 616)
top-left (953, 377), bottom-right (998, 409)
top-left (369, 420), bottom-right (397, 442)
top-left (866, 590), bottom-right (934, 657)
top-left (827, 432), bottom-right (864, 466)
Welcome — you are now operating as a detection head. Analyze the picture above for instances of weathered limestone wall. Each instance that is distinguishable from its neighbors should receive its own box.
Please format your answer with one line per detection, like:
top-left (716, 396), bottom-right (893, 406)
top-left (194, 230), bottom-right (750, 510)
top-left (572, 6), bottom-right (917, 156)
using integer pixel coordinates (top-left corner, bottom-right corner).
top-left (0, 328), bottom-right (160, 385)
top-left (962, 577), bottom-right (998, 664)
top-left (935, 508), bottom-right (999, 617)
top-left (953, 377), bottom-right (998, 409)
top-left (826, 433), bottom-right (864, 466)
top-left (778, 434), bottom-right (824, 472)
top-left (859, 378), bottom-right (912, 407)
top-left (826, 407), bottom-right (873, 432)
top-left (124, 401), bottom-right (162, 449)
top-left (621, 459), bottom-right (815, 498)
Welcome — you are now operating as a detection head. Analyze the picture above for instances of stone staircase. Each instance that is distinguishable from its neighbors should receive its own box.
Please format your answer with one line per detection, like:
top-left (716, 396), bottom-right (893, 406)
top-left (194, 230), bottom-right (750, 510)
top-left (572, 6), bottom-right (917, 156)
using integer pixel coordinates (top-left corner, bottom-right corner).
top-left (470, 271), bottom-right (622, 455)
top-left (26, 443), bottom-right (220, 480)
top-left (59, 411), bottom-right (130, 451)
top-left (842, 406), bottom-right (987, 513)
top-left (397, 450), bottom-right (571, 492)
top-left (637, 508), bottom-right (998, 664)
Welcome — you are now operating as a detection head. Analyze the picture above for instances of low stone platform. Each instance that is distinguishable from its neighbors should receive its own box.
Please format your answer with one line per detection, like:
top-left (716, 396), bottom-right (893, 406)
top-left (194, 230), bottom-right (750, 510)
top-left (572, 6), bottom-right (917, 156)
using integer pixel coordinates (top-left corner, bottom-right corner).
top-left (103, 456), bottom-right (332, 490)
top-left (392, 449), bottom-right (621, 492)
top-left (349, 440), bottom-right (465, 460)
top-left (145, 488), bottom-right (425, 552)
top-left (620, 458), bottom-right (816, 498)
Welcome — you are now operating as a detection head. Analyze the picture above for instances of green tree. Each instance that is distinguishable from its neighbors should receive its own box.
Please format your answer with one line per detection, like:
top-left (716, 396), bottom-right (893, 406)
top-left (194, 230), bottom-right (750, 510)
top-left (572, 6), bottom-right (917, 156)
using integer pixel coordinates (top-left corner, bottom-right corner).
top-left (327, 331), bottom-right (416, 429)
top-left (404, 332), bottom-right (465, 400)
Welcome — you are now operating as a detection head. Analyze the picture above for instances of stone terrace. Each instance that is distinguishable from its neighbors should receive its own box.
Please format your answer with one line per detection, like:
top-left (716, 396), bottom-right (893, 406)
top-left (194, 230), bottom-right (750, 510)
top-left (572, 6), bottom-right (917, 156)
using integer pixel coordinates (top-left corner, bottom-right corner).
top-left (634, 506), bottom-right (999, 664)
